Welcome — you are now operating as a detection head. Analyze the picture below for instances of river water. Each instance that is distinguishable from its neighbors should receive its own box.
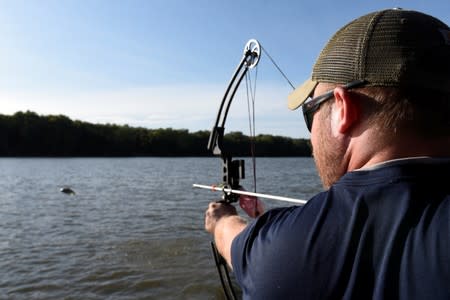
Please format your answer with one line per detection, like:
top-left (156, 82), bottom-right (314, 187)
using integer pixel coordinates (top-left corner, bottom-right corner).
top-left (0, 157), bottom-right (322, 299)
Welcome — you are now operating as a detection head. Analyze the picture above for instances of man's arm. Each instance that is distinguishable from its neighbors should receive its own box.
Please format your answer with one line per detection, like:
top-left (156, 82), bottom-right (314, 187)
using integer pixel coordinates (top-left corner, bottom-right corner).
top-left (204, 202), bottom-right (247, 267)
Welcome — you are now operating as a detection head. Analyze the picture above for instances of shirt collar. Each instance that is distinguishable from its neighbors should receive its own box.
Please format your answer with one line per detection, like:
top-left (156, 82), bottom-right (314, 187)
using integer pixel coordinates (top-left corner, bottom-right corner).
top-left (356, 156), bottom-right (450, 171)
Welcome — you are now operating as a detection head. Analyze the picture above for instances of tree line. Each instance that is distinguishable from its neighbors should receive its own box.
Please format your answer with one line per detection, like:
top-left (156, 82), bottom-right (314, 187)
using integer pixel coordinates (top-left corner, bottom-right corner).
top-left (0, 111), bottom-right (311, 157)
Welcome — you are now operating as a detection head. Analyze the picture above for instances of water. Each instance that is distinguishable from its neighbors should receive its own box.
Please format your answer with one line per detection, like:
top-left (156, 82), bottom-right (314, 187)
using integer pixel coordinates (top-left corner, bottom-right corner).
top-left (0, 157), bottom-right (322, 299)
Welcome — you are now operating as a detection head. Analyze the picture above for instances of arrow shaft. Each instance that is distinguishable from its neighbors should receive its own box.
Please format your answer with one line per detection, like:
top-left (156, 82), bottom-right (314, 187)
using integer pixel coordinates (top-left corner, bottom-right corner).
top-left (193, 184), bottom-right (307, 205)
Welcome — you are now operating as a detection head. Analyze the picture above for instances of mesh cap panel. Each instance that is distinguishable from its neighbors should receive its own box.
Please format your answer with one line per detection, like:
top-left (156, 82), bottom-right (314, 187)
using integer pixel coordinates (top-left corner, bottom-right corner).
top-left (312, 9), bottom-right (450, 91)
top-left (288, 8), bottom-right (450, 110)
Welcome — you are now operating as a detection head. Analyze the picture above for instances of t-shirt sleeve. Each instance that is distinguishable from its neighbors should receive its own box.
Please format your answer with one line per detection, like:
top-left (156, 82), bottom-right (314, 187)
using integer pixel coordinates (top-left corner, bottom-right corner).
top-left (231, 206), bottom-right (308, 297)
top-left (230, 193), bottom-right (343, 298)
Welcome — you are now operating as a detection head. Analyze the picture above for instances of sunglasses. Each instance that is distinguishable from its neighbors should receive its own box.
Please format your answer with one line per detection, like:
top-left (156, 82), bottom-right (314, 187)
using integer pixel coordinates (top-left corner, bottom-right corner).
top-left (302, 80), bottom-right (366, 132)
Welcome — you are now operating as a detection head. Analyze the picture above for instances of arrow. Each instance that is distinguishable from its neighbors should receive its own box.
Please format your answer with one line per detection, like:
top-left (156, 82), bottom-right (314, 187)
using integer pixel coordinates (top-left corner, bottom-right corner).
top-left (193, 184), bottom-right (307, 205)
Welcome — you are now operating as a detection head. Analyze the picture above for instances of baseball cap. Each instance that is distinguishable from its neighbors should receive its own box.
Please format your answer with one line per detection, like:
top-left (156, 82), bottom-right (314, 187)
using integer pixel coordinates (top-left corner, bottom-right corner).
top-left (288, 8), bottom-right (450, 110)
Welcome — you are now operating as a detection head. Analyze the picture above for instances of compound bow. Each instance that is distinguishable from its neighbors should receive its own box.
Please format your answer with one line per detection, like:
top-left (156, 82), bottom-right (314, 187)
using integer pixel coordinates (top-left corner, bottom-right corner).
top-left (195, 39), bottom-right (305, 299)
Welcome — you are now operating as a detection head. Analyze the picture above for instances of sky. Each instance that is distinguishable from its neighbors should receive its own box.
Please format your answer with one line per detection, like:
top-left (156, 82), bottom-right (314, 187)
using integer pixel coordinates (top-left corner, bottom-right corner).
top-left (0, 0), bottom-right (449, 138)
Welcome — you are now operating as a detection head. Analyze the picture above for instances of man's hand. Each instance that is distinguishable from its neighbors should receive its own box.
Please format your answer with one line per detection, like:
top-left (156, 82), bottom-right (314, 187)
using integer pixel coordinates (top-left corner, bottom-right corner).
top-left (238, 187), bottom-right (265, 218)
top-left (204, 202), bottom-right (238, 234)
top-left (204, 201), bottom-right (247, 267)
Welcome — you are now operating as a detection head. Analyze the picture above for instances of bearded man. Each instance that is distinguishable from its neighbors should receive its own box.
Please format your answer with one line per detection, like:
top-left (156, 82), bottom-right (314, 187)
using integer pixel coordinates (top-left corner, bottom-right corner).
top-left (205, 8), bottom-right (450, 299)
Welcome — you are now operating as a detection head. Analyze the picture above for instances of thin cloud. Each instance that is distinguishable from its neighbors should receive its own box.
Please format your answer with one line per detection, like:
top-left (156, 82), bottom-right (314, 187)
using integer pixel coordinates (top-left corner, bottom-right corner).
top-left (0, 82), bottom-right (306, 137)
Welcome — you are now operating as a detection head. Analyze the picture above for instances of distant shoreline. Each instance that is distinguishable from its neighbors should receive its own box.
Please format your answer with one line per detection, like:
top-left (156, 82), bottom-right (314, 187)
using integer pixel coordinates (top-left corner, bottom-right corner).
top-left (1, 111), bottom-right (312, 157)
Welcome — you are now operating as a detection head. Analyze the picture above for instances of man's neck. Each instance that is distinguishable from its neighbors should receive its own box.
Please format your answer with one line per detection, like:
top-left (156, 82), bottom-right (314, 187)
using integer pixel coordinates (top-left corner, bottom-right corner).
top-left (346, 130), bottom-right (450, 172)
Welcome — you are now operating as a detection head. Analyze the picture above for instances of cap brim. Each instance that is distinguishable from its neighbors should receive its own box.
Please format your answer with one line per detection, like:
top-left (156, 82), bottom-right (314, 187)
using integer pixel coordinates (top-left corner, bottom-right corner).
top-left (287, 79), bottom-right (318, 110)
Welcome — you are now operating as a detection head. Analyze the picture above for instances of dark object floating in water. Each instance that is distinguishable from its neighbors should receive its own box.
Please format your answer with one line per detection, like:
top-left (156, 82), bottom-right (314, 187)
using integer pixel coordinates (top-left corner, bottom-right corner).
top-left (60, 187), bottom-right (76, 195)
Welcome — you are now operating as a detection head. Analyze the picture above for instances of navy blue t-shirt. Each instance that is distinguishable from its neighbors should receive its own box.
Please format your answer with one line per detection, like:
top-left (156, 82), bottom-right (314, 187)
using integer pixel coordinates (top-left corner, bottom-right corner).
top-left (231, 159), bottom-right (450, 299)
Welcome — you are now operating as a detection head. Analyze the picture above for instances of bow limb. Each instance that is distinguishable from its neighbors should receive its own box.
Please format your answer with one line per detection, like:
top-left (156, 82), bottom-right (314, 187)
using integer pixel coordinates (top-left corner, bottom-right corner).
top-left (207, 39), bottom-right (261, 203)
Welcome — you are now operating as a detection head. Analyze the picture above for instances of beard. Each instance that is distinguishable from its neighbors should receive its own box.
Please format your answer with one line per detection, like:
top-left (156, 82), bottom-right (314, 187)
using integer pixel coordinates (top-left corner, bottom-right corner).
top-left (312, 109), bottom-right (347, 189)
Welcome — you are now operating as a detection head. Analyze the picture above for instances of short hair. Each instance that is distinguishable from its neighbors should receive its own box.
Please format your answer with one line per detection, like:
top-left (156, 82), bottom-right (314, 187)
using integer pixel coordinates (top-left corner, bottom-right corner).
top-left (359, 87), bottom-right (450, 139)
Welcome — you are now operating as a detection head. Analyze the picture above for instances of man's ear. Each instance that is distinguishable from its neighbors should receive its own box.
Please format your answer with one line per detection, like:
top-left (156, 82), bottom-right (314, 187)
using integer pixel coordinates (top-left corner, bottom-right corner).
top-left (331, 87), bottom-right (359, 134)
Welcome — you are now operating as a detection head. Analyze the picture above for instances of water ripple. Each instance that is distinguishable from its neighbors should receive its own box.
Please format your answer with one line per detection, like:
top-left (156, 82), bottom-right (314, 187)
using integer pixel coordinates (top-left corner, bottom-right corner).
top-left (0, 157), bottom-right (321, 299)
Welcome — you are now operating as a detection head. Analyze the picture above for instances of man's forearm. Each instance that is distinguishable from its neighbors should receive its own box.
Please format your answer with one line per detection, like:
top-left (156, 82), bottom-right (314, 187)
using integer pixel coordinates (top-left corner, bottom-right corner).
top-left (214, 215), bottom-right (247, 268)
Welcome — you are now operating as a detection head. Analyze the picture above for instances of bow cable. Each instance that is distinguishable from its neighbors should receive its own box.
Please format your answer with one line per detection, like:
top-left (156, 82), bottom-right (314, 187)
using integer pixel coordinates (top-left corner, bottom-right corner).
top-left (261, 46), bottom-right (296, 90)
top-left (244, 45), bottom-right (295, 196)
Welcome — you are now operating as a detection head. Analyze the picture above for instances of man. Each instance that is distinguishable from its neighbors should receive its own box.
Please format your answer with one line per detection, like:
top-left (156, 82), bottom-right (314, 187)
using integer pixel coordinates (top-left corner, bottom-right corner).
top-left (205, 8), bottom-right (450, 299)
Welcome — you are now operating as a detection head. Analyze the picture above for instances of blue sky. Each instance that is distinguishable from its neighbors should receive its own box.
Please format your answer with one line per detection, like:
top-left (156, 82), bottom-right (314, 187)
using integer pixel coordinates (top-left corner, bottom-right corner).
top-left (0, 1), bottom-right (449, 138)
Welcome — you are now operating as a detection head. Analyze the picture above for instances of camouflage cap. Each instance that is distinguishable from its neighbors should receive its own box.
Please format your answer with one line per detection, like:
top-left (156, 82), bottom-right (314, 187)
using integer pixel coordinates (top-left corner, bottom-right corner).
top-left (288, 8), bottom-right (450, 110)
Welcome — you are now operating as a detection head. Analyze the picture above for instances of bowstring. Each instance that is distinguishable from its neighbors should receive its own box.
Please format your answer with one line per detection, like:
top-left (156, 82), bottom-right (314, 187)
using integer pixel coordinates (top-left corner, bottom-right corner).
top-left (243, 44), bottom-right (293, 217)
top-left (245, 65), bottom-right (258, 195)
